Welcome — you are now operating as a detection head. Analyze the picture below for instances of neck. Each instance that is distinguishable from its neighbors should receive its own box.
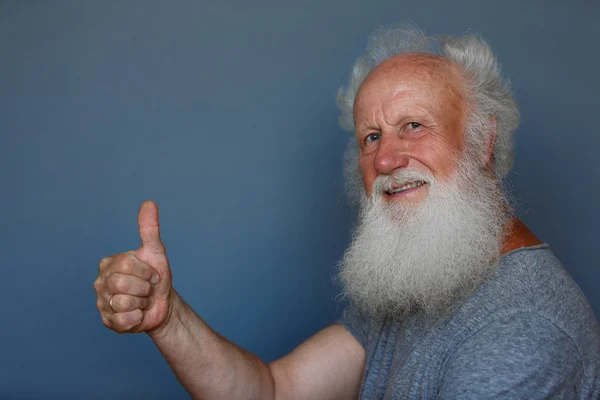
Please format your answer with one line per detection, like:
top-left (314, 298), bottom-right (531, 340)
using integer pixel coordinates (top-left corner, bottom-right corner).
top-left (501, 216), bottom-right (542, 255)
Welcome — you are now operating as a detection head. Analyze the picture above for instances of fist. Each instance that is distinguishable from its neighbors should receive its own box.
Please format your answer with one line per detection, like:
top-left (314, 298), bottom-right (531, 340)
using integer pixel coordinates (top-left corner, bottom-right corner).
top-left (94, 201), bottom-right (173, 333)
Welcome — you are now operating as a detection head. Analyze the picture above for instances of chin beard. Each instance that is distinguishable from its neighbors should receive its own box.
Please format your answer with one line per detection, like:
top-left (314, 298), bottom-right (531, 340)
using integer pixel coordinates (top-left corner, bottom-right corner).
top-left (338, 158), bottom-right (510, 319)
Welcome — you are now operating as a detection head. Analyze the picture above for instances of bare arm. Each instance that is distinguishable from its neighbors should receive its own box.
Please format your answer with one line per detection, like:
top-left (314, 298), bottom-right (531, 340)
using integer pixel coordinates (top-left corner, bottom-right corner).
top-left (148, 289), bottom-right (276, 399)
top-left (151, 292), bottom-right (365, 400)
top-left (270, 323), bottom-right (365, 400)
top-left (94, 201), bottom-right (365, 400)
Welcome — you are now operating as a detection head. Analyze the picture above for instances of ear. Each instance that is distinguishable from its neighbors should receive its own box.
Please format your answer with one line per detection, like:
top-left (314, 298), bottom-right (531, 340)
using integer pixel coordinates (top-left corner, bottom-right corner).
top-left (481, 115), bottom-right (497, 171)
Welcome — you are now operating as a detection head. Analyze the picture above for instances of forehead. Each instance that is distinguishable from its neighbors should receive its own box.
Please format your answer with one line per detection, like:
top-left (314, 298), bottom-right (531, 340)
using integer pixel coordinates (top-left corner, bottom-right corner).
top-left (354, 53), bottom-right (467, 125)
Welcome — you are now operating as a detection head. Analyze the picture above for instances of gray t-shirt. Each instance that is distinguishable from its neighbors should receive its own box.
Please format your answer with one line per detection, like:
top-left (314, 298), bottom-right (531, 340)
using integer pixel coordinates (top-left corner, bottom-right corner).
top-left (339, 244), bottom-right (600, 399)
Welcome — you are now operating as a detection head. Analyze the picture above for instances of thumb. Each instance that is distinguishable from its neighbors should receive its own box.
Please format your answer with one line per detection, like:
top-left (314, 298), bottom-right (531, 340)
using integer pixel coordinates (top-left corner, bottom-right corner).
top-left (137, 200), bottom-right (166, 254)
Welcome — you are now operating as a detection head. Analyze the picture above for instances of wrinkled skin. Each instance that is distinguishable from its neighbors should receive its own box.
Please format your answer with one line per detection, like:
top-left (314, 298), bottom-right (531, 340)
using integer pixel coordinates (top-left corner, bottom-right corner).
top-left (353, 53), bottom-right (468, 203)
top-left (93, 201), bottom-right (173, 334)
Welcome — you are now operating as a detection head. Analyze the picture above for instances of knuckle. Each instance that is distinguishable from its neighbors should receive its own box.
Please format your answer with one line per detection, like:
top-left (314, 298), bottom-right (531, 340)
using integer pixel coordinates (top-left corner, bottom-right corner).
top-left (116, 313), bottom-right (133, 330)
top-left (118, 296), bottom-right (128, 310)
top-left (119, 295), bottom-right (132, 310)
top-left (96, 299), bottom-right (103, 311)
top-left (120, 257), bottom-right (134, 274)
top-left (101, 316), bottom-right (111, 327)
top-left (92, 279), bottom-right (101, 292)
top-left (99, 256), bottom-right (112, 271)
top-left (113, 276), bottom-right (130, 293)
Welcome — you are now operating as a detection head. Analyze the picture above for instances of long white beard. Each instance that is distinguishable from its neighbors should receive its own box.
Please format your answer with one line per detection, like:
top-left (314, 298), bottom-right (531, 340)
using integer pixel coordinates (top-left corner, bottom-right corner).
top-left (338, 158), bottom-right (509, 319)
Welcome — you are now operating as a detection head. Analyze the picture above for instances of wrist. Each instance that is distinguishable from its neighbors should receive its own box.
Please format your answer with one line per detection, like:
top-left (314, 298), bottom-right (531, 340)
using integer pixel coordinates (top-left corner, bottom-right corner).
top-left (146, 288), bottom-right (184, 340)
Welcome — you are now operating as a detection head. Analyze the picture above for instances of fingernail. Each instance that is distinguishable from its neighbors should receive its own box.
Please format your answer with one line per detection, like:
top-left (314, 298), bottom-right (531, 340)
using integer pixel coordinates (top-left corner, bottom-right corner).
top-left (151, 274), bottom-right (159, 284)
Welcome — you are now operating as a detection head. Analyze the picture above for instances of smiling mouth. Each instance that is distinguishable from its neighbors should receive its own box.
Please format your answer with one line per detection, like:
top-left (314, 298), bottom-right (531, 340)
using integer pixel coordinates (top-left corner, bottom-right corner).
top-left (385, 180), bottom-right (427, 195)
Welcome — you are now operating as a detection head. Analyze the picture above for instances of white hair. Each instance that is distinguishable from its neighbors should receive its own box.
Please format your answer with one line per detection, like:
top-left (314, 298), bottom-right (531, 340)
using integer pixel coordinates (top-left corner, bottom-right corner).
top-left (336, 25), bottom-right (520, 184)
top-left (338, 155), bottom-right (509, 318)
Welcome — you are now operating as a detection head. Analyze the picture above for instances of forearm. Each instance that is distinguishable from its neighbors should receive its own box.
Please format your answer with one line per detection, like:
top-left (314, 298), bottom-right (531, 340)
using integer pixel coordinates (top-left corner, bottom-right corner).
top-left (148, 290), bottom-right (276, 400)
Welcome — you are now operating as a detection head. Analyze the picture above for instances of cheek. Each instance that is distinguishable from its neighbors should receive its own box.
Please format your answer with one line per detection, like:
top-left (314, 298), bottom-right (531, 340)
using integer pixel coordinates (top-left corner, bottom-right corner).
top-left (412, 135), bottom-right (462, 178)
top-left (358, 156), bottom-right (376, 194)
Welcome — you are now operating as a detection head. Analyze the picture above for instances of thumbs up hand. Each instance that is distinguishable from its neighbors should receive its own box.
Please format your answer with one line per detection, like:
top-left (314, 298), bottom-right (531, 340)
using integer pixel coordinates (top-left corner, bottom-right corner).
top-left (94, 201), bottom-right (173, 333)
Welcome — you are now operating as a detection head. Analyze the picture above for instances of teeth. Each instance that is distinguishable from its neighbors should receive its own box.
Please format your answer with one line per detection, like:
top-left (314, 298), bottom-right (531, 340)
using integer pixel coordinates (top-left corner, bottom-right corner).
top-left (388, 181), bottom-right (425, 194)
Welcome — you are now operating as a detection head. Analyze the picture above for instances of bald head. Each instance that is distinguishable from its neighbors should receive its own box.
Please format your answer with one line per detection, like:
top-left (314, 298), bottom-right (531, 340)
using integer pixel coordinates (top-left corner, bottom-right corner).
top-left (354, 53), bottom-right (468, 132)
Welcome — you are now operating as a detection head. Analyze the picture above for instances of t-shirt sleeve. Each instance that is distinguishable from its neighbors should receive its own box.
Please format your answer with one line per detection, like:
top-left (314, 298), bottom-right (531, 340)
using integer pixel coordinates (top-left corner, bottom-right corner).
top-left (337, 306), bottom-right (369, 348)
top-left (438, 312), bottom-right (585, 399)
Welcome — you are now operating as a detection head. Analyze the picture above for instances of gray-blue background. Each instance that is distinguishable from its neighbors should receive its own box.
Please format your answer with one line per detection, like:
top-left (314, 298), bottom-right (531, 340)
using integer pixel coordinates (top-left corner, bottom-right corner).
top-left (1, 1), bottom-right (598, 398)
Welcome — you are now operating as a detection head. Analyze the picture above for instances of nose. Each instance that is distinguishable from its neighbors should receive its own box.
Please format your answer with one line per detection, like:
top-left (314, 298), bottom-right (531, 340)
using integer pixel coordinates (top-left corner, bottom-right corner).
top-left (373, 136), bottom-right (409, 175)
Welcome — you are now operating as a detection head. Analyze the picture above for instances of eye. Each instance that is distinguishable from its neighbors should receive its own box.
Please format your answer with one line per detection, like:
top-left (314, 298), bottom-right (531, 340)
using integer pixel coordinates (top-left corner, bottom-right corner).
top-left (364, 133), bottom-right (381, 144)
top-left (407, 122), bottom-right (422, 129)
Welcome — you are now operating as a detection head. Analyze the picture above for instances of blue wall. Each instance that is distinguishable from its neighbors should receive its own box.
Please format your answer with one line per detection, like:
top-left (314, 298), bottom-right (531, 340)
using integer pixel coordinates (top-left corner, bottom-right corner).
top-left (1, 1), bottom-right (598, 398)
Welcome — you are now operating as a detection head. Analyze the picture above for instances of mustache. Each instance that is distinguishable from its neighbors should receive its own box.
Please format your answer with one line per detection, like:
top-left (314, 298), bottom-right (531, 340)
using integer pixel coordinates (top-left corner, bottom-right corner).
top-left (371, 168), bottom-right (436, 196)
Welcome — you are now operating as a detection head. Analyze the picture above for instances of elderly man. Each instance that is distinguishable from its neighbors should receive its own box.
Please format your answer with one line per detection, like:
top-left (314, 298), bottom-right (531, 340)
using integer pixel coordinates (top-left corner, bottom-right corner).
top-left (94, 27), bottom-right (600, 399)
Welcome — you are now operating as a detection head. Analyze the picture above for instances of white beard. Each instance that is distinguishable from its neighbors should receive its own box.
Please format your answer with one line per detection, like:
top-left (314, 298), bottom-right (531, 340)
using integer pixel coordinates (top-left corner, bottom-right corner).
top-left (338, 158), bottom-right (510, 319)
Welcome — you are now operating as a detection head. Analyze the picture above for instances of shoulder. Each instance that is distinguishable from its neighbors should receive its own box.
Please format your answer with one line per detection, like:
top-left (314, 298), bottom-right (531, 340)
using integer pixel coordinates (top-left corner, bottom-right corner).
top-left (439, 311), bottom-right (584, 398)
top-left (337, 305), bottom-right (371, 348)
top-left (466, 245), bottom-right (598, 344)
top-left (440, 245), bottom-right (600, 398)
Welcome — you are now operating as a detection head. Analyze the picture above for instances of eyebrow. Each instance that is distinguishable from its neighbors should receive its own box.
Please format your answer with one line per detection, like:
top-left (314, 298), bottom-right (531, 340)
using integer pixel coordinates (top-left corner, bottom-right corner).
top-left (355, 122), bottom-right (381, 133)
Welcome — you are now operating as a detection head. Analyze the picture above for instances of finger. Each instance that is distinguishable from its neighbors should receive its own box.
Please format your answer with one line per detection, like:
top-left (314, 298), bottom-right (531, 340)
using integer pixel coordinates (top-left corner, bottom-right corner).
top-left (98, 255), bottom-right (113, 273)
top-left (137, 200), bottom-right (165, 255)
top-left (108, 253), bottom-right (159, 284)
top-left (102, 309), bottom-right (144, 333)
top-left (106, 273), bottom-right (153, 297)
top-left (109, 294), bottom-right (154, 313)
top-left (93, 276), bottom-right (103, 296)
